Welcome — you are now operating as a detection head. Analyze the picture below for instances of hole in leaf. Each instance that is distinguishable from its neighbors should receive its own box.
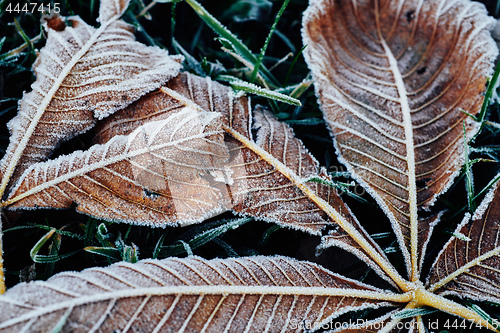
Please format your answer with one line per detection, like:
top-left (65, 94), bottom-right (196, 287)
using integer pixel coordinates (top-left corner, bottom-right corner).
top-left (417, 67), bottom-right (427, 75)
top-left (405, 9), bottom-right (416, 23)
top-left (416, 178), bottom-right (429, 190)
top-left (143, 188), bottom-right (160, 198)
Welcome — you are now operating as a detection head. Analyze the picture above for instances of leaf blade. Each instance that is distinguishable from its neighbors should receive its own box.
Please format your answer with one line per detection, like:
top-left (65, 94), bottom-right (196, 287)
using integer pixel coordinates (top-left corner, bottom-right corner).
top-left (0, 0), bottom-right (182, 196)
top-left (302, 0), bottom-right (498, 279)
top-left (0, 256), bottom-right (405, 332)
top-left (6, 107), bottom-right (229, 226)
top-left (427, 178), bottom-right (500, 303)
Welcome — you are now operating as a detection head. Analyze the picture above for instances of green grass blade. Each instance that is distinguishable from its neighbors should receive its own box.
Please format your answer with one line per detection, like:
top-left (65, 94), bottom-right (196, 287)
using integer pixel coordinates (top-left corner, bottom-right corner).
top-left (477, 62), bottom-right (500, 123)
top-left (30, 229), bottom-right (56, 262)
top-left (212, 237), bottom-right (238, 256)
top-left (96, 223), bottom-right (114, 248)
top-left (290, 77), bottom-right (312, 100)
top-left (393, 307), bottom-right (437, 319)
top-left (473, 172), bottom-right (500, 201)
top-left (4, 223), bottom-right (84, 240)
top-left (304, 176), bottom-right (368, 203)
top-left (178, 240), bottom-right (193, 256)
top-left (44, 233), bottom-right (61, 278)
top-left (84, 246), bottom-right (122, 261)
top-left (466, 303), bottom-right (500, 332)
top-left (184, 0), bottom-right (278, 86)
top-left (219, 75), bottom-right (300, 106)
top-left (275, 77), bottom-right (312, 100)
top-left (158, 217), bottom-right (251, 257)
top-left (172, 38), bottom-right (204, 75)
top-left (284, 45), bottom-right (307, 85)
top-left (153, 232), bottom-right (168, 259)
top-left (258, 225), bottom-right (280, 248)
top-left (122, 244), bottom-right (139, 263)
top-left (283, 118), bottom-right (323, 125)
top-left (370, 232), bottom-right (392, 240)
top-left (13, 18), bottom-right (33, 51)
top-left (250, 0), bottom-right (290, 83)
top-left (90, 0), bottom-right (98, 17)
top-left (464, 122), bottom-right (476, 212)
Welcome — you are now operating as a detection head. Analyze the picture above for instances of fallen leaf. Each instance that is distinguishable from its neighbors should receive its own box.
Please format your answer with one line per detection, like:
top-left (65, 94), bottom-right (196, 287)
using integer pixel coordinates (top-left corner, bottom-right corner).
top-left (0, 256), bottom-right (403, 332)
top-left (6, 107), bottom-right (228, 226)
top-left (302, 0), bottom-right (498, 279)
top-left (0, 0), bottom-right (182, 197)
top-left (427, 180), bottom-right (500, 303)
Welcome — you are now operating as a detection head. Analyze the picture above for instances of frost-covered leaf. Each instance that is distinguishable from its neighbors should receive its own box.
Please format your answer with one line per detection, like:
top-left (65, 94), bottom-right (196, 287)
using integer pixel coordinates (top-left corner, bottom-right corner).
top-left (0, 256), bottom-right (402, 332)
top-left (302, 0), bottom-right (498, 279)
top-left (93, 73), bottom-right (243, 144)
top-left (6, 107), bottom-right (229, 226)
top-left (426, 179), bottom-right (500, 303)
top-left (0, 0), bottom-right (182, 196)
top-left (92, 73), bottom-right (397, 284)
top-left (97, 74), bottom-right (342, 233)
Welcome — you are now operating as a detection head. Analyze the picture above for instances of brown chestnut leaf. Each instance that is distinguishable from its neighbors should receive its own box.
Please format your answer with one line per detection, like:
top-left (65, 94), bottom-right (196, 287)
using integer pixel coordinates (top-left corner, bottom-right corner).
top-left (6, 73), bottom-right (395, 284)
top-left (0, 0), bottom-right (182, 198)
top-left (302, 0), bottom-right (497, 280)
top-left (0, 256), bottom-right (404, 333)
top-left (427, 180), bottom-right (500, 303)
top-left (5, 107), bottom-right (229, 226)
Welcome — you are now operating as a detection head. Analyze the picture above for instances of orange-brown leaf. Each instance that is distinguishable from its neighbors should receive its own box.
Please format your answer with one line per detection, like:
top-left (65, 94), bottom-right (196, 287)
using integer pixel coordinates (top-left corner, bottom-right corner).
top-left (302, 0), bottom-right (497, 276)
top-left (0, 256), bottom-right (400, 332)
top-left (6, 108), bottom-right (229, 226)
top-left (0, 0), bottom-right (181, 197)
top-left (426, 180), bottom-right (500, 303)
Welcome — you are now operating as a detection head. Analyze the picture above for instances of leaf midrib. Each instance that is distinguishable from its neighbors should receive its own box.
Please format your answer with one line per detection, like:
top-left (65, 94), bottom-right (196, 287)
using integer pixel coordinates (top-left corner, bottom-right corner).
top-left (380, 37), bottom-right (419, 283)
top-left (428, 243), bottom-right (500, 293)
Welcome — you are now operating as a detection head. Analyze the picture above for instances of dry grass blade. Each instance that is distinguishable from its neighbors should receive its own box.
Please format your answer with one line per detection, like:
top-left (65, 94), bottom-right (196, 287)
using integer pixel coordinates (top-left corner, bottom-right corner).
top-left (0, 256), bottom-right (406, 332)
top-left (6, 108), bottom-right (229, 226)
top-left (0, 0), bottom-right (182, 197)
top-left (426, 179), bottom-right (500, 302)
top-left (302, 0), bottom-right (498, 280)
